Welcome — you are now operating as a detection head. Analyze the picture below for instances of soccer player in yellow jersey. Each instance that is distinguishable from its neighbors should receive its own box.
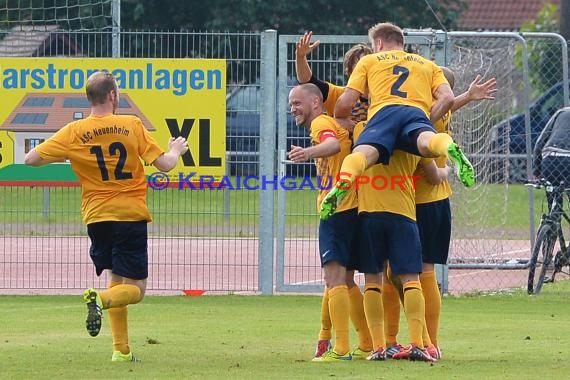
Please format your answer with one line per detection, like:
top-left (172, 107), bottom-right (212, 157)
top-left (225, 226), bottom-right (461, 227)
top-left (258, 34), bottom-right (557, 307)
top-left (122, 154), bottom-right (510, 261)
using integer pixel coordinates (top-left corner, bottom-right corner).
top-left (352, 121), bottom-right (446, 362)
top-left (295, 31), bottom-right (373, 360)
top-left (288, 83), bottom-right (359, 362)
top-left (381, 69), bottom-right (497, 359)
top-left (24, 71), bottom-right (188, 362)
top-left (320, 22), bottom-right (475, 220)
top-left (296, 31), bottom-right (371, 129)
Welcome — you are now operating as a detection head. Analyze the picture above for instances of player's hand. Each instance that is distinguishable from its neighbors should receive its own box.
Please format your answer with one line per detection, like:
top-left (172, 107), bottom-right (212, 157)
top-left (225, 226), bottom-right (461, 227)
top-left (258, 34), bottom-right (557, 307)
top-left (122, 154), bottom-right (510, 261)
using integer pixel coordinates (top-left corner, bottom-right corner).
top-left (296, 31), bottom-right (320, 58)
top-left (467, 75), bottom-right (498, 101)
top-left (169, 136), bottom-right (189, 155)
top-left (288, 144), bottom-right (310, 162)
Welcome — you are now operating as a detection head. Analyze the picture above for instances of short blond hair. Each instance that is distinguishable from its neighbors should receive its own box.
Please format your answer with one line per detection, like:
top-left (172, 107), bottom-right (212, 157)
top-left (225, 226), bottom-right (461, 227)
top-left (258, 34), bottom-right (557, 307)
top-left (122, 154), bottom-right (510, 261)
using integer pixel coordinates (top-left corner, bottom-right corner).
top-left (368, 22), bottom-right (404, 49)
top-left (86, 71), bottom-right (117, 106)
top-left (343, 44), bottom-right (373, 77)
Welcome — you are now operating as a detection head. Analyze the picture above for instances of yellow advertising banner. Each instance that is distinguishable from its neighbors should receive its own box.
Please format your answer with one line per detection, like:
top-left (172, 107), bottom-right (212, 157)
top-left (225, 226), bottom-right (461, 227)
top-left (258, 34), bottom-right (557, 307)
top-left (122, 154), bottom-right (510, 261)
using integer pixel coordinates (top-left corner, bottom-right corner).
top-left (0, 58), bottom-right (226, 181)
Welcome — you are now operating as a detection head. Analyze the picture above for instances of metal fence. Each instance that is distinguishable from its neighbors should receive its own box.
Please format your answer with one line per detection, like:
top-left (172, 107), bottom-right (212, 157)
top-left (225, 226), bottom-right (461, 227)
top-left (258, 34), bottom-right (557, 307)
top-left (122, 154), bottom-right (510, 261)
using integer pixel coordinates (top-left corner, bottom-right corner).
top-left (0, 27), bottom-right (568, 295)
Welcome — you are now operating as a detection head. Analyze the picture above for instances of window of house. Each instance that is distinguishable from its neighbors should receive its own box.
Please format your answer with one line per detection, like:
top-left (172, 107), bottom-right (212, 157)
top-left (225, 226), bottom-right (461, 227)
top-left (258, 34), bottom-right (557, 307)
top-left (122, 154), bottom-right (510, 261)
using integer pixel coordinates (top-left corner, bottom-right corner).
top-left (24, 138), bottom-right (45, 153)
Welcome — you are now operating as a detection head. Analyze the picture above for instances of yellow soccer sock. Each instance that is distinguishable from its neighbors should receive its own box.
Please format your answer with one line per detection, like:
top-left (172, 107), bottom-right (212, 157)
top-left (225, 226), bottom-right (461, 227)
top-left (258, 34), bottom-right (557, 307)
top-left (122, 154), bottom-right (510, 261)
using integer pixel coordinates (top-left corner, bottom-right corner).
top-left (109, 306), bottom-right (129, 354)
top-left (107, 281), bottom-right (130, 355)
top-left (427, 133), bottom-right (453, 157)
top-left (100, 284), bottom-right (142, 309)
top-left (348, 285), bottom-right (373, 351)
top-left (363, 283), bottom-right (385, 351)
top-left (381, 281), bottom-right (401, 346)
top-left (328, 285), bottom-right (350, 355)
top-left (318, 287), bottom-right (332, 341)
top-left (402, 281), bottom-right (426, 348)
top-left (338, 152), bottom-right (367, 185)
top-left (421, 271), bottom-right (442, 346)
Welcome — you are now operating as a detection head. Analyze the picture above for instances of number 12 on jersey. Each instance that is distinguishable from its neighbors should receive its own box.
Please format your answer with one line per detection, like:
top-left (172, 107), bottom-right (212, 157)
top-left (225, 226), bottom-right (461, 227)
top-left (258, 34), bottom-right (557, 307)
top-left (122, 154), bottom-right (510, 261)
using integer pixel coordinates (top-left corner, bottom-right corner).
top-left (90, 142), bottom-right (133, 181)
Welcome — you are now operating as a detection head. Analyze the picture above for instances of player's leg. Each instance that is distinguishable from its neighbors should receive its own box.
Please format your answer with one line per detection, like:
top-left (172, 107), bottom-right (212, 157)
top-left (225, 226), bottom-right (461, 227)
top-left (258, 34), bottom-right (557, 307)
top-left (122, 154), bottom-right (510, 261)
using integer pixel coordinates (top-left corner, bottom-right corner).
top-left (98, 221), bottom-right (148, 309)
top-left (363, 272), bottom-right (386, 360)
top-left (104, 272), bottom-right (140, 362)
top-left (358, 213), bottom-right (388, 361)
top-left (393, 108), bottom-right (474, 188)
top-left (417, 198), bottom-right (451, 359)
top-left (314, 287), bottom-right (332, 358)
top-left (346, 271), bottom-right (373, 358)
top-left (417, 131), bottom-right (475, 187)
top-left (313, 210), bottom-right (353, 362)
top-left (382, 264), bottom-right (403, 358)
top-left (385, 215), bottom-right (435, 362)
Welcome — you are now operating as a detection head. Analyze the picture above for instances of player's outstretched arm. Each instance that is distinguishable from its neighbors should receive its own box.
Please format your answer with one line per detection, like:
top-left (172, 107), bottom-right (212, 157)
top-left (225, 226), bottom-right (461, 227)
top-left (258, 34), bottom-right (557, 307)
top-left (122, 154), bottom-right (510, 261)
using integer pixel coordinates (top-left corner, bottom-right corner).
top-left (451, 75), bottom-right (497, 112)
top-left (24, 150), bottom-right (66, 166)
top-left (295, 31), bottom-right (320, 84)
top-left (153, 136), bottom-right (189, 172)
top-left (288, 137), bottom-right (340, 162)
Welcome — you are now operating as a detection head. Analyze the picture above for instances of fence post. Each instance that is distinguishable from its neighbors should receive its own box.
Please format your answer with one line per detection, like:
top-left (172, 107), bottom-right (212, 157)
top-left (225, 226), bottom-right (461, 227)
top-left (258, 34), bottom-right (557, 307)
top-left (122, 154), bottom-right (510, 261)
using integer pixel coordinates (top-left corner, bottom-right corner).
top-left (42, 187), bottom-right (50, 218)
top-left (258, 30), bottom-right (277, 295)
top-left (111, 0), bottom-right (121, 58)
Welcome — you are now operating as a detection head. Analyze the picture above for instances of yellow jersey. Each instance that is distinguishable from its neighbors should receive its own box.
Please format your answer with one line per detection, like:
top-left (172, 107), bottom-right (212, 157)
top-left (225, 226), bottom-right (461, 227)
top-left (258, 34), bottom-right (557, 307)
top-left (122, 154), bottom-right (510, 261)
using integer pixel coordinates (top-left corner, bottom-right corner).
top-left (354, 121), bottom-right (426, 220)
top-left (347, 50), bottom-right (448, 120)
top-left (414, 111), bottom-right (453, 204)
top-left (35, 114), bottom-right (164, 224)
top-left (323, 82), bottom-right (368, 123)
top-left (310, 114), bottom-right (357, 213)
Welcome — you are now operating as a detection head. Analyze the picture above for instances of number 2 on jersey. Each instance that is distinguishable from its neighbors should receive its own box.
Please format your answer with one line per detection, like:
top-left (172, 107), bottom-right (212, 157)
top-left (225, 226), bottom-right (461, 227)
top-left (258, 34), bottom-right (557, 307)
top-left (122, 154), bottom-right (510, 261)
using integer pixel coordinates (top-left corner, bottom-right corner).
top-left (90, 142), bottom-right (133, 181)
top-left (390, 65), bottom-right (409, 98)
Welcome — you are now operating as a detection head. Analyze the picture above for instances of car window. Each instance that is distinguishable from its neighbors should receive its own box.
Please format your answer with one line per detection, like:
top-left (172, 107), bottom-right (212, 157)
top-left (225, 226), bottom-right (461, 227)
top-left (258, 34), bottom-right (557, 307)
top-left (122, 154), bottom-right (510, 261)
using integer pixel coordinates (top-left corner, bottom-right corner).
top-left (227, 85), bottom-right (260, 112)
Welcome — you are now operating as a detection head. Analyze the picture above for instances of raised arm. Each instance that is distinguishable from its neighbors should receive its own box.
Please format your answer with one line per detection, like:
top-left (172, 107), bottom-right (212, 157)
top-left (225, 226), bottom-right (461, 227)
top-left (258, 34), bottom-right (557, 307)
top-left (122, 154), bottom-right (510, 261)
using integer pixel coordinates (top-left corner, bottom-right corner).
top-left (152, 136), bottom-right (189, 172)
top-left (452, 75), bottom-right (497, 112)
top-left (295, 31), bottom-right (320, 84)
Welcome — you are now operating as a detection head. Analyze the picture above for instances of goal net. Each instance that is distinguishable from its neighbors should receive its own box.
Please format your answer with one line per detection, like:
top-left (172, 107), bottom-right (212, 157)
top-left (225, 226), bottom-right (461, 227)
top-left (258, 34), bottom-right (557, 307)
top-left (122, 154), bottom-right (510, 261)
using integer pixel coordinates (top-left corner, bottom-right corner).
top-left (446, 35), bottom-right (528, 268)
top-left (0, 0), bottom-right (115, 31)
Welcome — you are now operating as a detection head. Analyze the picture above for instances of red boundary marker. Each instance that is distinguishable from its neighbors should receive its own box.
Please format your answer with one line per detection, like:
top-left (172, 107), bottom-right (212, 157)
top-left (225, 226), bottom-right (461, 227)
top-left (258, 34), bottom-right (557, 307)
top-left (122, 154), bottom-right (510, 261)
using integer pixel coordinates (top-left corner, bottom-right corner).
top-left (183, 289), bottom-right (205, 296)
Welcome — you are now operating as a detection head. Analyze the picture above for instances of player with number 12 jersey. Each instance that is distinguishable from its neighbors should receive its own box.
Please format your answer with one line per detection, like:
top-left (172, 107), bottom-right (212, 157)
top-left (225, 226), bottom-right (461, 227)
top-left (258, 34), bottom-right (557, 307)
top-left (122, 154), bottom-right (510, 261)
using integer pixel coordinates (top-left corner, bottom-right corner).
top-left (34, 115), bottom-right (164, 224)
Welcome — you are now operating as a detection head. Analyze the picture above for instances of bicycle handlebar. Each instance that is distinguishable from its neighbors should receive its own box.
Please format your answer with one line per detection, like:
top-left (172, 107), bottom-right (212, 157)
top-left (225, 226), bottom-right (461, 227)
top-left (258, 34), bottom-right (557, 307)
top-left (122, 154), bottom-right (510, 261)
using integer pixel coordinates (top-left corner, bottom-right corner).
top-left (525, 179), bottom-right (570, 193)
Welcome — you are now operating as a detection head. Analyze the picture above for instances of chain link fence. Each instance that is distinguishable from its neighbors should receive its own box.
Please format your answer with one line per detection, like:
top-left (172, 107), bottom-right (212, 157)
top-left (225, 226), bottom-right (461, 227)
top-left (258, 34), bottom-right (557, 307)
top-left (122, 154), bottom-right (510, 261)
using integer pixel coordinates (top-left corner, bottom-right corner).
top-left (0, 23), bottom-right (567, 294)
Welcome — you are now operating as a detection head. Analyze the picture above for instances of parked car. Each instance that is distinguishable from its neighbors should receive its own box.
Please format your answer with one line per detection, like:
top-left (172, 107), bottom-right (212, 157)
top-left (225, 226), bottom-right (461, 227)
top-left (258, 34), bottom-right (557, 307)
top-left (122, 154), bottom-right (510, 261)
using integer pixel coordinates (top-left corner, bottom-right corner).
top-left (491, 81), bottom-right (568, 154)
top-left (226, 84), bottom-right (313, 176)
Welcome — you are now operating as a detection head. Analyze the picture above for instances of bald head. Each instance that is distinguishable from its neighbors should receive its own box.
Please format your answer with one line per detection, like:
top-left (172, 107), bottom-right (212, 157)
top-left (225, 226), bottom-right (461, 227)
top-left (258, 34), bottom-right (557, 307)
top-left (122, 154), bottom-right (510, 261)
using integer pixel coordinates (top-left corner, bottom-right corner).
top-left (289, 83), bottom-right (324, 128)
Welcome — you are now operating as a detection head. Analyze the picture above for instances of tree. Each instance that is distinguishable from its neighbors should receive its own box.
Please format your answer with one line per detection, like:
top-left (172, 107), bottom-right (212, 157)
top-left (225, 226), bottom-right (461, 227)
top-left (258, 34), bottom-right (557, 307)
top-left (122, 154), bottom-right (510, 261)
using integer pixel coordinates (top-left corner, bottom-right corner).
top-left (121, 0), bottom-right (466, 34)
top-left (560, 0), bottom-right (570, 42)
top-left (518, 3), bottom-right (562, 95)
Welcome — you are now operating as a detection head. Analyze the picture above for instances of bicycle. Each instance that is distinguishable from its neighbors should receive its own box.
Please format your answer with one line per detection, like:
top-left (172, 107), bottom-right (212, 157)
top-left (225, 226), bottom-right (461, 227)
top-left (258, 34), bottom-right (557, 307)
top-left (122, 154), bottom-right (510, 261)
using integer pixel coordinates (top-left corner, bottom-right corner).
top-left (526, 179), bottom-right (570, 294)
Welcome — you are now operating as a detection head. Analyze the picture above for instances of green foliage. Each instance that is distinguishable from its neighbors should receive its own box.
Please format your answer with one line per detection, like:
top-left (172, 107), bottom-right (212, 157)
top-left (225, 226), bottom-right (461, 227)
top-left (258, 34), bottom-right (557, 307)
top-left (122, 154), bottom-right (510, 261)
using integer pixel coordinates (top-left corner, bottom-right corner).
top-left (121, 0), bottom-right (466, 34)
top-left (516, 4), bottom-right (563, 97)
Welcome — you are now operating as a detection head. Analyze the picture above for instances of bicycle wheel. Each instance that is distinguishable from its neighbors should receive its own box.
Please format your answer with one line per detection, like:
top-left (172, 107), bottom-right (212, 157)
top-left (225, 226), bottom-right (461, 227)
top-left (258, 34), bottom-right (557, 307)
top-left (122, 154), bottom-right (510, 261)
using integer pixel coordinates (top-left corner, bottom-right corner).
top-left (528, 223), bottom-right (557, 294)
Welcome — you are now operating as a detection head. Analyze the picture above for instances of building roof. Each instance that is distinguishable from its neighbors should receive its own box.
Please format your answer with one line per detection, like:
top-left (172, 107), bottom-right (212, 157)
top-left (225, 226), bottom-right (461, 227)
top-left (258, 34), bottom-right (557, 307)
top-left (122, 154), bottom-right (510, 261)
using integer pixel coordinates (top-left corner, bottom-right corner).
top-left (457, 0), bottom-right (560, 31)
top-left (0, 93), bottom-right (156, 133)
top-left (0, 25), bottom-right (83, 57)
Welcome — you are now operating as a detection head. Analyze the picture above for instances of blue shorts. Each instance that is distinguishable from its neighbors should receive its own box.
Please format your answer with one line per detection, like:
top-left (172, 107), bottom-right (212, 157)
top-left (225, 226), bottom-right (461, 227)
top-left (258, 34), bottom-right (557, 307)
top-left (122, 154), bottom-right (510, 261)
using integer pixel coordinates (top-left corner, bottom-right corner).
top-left (87, 221), bottom-right (148, 280)
top-left (318, 208), bottom-right (359, 269)
top-left (358, 212), bottom-right (423, 275)
top-left (416, 198), bottom-right (451, 264)
top-left (353, 105), bottom-right (436, 164)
